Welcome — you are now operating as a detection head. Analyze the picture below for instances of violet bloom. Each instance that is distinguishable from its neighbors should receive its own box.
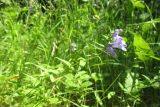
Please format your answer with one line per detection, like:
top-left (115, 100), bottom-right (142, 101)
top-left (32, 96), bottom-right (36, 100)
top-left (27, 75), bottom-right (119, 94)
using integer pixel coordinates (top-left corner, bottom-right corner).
top-left (106, 44), bottom-right (117, 58)
top-left (106, 29), bottom-right (127, 57)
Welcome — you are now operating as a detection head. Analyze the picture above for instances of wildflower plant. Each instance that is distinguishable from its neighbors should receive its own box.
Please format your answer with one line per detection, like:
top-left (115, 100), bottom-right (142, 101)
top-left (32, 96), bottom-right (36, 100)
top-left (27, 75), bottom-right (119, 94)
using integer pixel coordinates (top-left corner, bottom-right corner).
top-left (1, 1), bottom-right (160, 107)
top-left (106, 29), bottom-right (127, 58)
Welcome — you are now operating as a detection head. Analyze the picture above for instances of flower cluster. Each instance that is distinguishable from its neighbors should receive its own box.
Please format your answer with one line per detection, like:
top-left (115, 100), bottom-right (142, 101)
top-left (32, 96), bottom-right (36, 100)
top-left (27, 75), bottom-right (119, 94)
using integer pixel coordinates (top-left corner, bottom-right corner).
top-left (106, 29), bottom-right (127, 58)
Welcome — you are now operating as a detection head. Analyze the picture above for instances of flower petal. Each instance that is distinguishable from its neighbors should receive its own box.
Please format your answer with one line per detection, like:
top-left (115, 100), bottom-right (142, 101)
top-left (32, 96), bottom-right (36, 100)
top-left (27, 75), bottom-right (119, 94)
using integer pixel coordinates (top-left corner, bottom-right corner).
top-left (106, 45), bottom-right (117, 58)
top-left (112, 29), bottom-right (123, 36)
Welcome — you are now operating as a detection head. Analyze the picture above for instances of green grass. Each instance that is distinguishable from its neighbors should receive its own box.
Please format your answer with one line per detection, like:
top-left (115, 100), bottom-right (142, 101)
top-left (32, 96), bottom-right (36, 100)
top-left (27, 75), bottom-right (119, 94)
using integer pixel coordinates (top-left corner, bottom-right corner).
top-left (0, 0), bottom-right (160, 107)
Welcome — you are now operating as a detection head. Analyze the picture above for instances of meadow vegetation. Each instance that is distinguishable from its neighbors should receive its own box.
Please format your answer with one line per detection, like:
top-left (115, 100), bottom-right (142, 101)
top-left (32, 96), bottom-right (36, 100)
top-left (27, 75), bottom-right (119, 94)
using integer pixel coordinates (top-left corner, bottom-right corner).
top-left (0, 0), bottom-right (160, 107)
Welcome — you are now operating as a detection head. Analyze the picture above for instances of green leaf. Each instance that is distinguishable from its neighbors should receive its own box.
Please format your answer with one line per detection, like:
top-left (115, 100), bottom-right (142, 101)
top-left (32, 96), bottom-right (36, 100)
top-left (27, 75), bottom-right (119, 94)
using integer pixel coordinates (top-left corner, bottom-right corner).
top-left (49, 98), bottom-right (61, 104)
top-left (78, 73), bottom-right (91, 81)
top-left (154, 18), bottom-right (160, 22)
top-left (64, 73), bottom-right (79, 88)
top-left (50, 75), bottom-right (55, 82)
top-left (0, 75), bottom-right (6, 82)
top-left (142, 23), bottom-right (153, 33)
top-left (130, 0), bottom-right (145, 8)
top-left (152, 75), bottom-right (160, 88)
top-left (1, 0), bottom-right (11, 5)
top-left (133, 32), bottom-right (154, 61)
top-left (125, 72), bottom-right (133, 93)
top-left (79, 58), bottom-right (86, 67)
top-left (81, 105), bottom-right (89, 107)
top-left (75, 71), bottom-right (87, 78)
top-left (55, 57), bottom-right (72, 69)
top-left (94, 92), bottom-right (103, 106)
top-left (75, 71), bottom-right (91, 80)
top-left (124, 71), bottom-right (144, 95)
top-left (134, 1), bottom-right (145, 8)
top-left (118, 82), bottom-right (125, 90)
top-left (91, 73), bottom-right (99, 82)
top-left (140, 13), bottom-right (150, 20)
top-left (81, 81), bottom-right (93, 88)
top-left (107, 91), bottom-right (115, 99)
top-left (82, 0), bottom-right (89, 2)
top-left (149, 55), bottom-right (160, 61)
top-left (65, 73), bottom-right (74, 80)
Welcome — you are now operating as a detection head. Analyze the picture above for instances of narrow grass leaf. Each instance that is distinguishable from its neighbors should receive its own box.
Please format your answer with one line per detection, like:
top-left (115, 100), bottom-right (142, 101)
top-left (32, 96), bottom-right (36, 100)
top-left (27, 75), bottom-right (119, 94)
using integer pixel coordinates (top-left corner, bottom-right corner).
top-left (56, 57), bottom-right (72, 68)
top-left (94, 92), bottom-right (103, 106)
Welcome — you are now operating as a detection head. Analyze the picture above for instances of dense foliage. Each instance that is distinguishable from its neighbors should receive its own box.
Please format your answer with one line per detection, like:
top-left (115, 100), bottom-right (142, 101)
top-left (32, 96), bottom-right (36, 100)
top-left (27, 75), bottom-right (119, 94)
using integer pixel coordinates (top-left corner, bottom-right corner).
top-left (0, 0), bottom-right (160, 107)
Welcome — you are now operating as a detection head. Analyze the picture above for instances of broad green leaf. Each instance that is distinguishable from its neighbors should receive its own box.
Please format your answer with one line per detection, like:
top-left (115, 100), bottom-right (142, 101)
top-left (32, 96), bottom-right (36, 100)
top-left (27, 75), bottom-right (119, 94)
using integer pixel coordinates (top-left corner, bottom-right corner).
top-left (65, 73), bottom-right (74, 80)
top-left (152, 75), bottom-right (160, 88)
top-left (133, 33), bottom-right (154, 61)
top-left (124, 71), bottom-right (144, 95)
top-left (50, 75), bottom-right (55, 82)
top-left (75, 71), bottom-right (91, 81)
top-left (140, 13), bottom-right (150, 20)
top-left (130, 0), bottom-right (145, 8)
top-left (49, 98), bottom-right (61, 104)
top-left (134, 1), bottom-right (145, 8)
top-left (132, 79), bottom-right (145, 94)
top-left (142, 23), bottom-right (153, 33)
top-left (125, 72), bottom-right (133, 93)
top-left (79, 58), bottom-right (86, 67)
top-left (81, 81), bottom-right (93, 88)
top-left (0, 74), bottom-right (6, 82)
top-left (78, 73), bottom-right (91, 81)
top-left (91, 73), bottom-right (99, 82)
top-left (64, 73), bottom-right (79, 88)
top-left (75, 71), bottom-right (87, 78)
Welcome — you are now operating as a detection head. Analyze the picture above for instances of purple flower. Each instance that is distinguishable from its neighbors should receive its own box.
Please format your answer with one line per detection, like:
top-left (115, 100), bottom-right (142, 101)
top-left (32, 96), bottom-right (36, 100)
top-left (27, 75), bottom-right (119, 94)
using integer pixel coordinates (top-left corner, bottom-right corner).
top-left (112, 29), bottom-right (123, 36)
top-left (106, 29), bottom-right (127, 57)
top-left (112, 35), bottom-right (127, 51)
top-left (106, 44), bottom-right (117, 58)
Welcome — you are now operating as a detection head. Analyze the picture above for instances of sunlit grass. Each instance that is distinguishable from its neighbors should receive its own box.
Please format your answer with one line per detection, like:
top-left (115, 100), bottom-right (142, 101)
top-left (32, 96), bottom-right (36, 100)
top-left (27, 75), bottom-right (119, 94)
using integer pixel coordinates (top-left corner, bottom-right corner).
top-left (0, 0), bottom-right (160, 106)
